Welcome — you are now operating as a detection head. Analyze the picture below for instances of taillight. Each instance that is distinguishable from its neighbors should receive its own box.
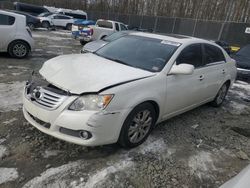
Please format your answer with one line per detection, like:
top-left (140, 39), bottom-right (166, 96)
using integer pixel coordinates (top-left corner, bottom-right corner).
top-left (90, 28), bottom-right (94, 35)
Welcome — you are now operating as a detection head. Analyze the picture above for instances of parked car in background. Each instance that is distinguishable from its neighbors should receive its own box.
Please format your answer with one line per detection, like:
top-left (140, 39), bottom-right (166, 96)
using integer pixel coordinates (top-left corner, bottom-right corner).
top-left (81, 31), bottom-right (134, 53)
top-left (56, 8), bottom-right (87, 21)
top-left (23, 33), bottom-right (236, 148)
top-left (79, 19), bottom-right (128, 44)
top-left (0, 10), bottom-right (34, 58)
top-left (232, 44), bottom-right (250, 79)
top-left (230, 46), bottom-right (241, 53)
top-left (9, 10), bottom-right (41, 30)
top-left (37, 12), bottom-right (53, 18)
top-left (14, 2), bottom-right (49, 16)
top-left (215, 41), bottom-right (232, 54)
top-left (72, 20), bottom-right (96, 43)
top-left (38, 13), bottom-right (74, 30)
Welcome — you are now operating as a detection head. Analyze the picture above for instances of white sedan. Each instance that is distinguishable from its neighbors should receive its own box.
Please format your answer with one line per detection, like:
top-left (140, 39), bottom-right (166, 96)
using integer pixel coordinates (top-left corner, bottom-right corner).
top-left (23, 33), bottom-right (237, 148)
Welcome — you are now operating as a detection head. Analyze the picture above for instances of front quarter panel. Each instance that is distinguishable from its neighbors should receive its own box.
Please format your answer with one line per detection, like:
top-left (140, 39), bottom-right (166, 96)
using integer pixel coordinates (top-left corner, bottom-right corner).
top-left (101, 73), bottom-right (166, 123)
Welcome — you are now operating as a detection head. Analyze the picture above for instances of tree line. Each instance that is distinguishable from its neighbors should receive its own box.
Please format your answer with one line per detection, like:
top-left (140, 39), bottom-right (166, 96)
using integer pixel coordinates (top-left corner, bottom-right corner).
top-left (5, 0), bottom-right (250, 22)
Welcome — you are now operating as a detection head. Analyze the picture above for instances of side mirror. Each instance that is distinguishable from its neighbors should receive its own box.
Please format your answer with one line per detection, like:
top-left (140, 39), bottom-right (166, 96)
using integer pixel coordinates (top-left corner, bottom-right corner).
top-left (168, 63), bottom-right (194, 75)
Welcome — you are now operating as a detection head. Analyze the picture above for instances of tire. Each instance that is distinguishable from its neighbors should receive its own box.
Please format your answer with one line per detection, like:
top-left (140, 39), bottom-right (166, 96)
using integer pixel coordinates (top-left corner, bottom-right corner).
top-left (210, 82), bottom-right (229, 107)
top-left (27, 23), bottom-right (35, 30)
top-left (66, 23), bottom-right (72, 30)
top-left (118, 103), bottom-right (156, 148)
top-left (42, 21), bottom-right (50, 29)
top-left (80, 39), bottom-right (87, 46)
top-left (8, 41), bottom-right (29, 58)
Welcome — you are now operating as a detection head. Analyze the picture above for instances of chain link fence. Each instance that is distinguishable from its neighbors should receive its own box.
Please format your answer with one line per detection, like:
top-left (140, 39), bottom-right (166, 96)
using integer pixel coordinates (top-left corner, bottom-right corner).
top-left (88, 11), bottom-right (250, 47)
top-left (1, 1), bottom-right (249, 46)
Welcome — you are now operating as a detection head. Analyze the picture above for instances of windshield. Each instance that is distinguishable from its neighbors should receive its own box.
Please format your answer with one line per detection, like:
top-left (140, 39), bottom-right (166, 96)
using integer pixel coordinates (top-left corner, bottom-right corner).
top-left (103, 32), bottom-right (129, 42)
top-left (237, 45), bottom-right (250, 57)
top-left (38, 12), bottom-right (53, 17)
top-left (95, 35), bottom-right (179, 72)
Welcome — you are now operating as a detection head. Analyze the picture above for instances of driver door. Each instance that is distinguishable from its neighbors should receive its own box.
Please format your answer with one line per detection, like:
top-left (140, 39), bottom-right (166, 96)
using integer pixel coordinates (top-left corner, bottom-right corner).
top-left (163, 43), bottom-right (206, 119)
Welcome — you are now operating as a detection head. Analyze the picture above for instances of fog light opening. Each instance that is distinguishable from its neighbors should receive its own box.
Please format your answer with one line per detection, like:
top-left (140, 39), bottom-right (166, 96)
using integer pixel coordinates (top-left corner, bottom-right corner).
top-left (79, 130), bottom-right (91, 140)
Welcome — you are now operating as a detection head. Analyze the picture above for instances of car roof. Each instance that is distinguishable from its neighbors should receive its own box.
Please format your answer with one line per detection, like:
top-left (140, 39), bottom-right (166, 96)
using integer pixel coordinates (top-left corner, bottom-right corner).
top-left (0, 10), bottom-right (26, 18)
top-left (131, 32), bottom-right (211, 45)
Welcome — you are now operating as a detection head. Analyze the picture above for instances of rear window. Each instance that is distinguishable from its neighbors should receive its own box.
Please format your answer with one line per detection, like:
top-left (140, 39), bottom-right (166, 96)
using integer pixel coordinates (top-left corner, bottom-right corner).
top-left (0, 14), bottom-right (15, 25)
top-left (204, 44), bottom-right (225, 65)
top-left (96, 21), bottom-right (113, 29)
top-left (65, 12), bottom-right (86, 20)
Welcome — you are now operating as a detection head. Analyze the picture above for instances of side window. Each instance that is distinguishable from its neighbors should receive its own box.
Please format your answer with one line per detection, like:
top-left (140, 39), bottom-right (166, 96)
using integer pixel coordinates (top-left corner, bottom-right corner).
top-left (204, 44), bottom-right (225, 65)
top-left (61, 16), bottom-right (70, 19)
top-left (0, 14), bottom-right (15, 25)
top-left (115, 23), bottom-right (120, 31)
top-left (176, 44), bottom-right (203, 68)
top-left (120, 24), bottom-right (127, 31)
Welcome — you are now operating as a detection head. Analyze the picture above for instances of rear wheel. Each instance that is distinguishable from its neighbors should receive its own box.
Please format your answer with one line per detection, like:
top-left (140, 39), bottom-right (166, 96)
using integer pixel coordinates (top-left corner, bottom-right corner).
top-left (210, 82), bottom-right (229, 107)
top-left (80, 39), bottom-right (87, 46)
top-left (42, 21), bottom-right (50, 29)
top-left (66, 23), bottom-right (72, 30)
top-left (119, 103), bottom-right (156, 148)
top-left (8, 41), bottom-right (29, 58)
top-left (27, 23), bottom-right (35, 30)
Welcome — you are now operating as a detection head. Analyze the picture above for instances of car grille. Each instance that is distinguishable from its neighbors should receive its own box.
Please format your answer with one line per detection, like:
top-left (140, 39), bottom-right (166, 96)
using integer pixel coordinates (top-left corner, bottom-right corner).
top-left (26, 86), bottom-right (67, 110)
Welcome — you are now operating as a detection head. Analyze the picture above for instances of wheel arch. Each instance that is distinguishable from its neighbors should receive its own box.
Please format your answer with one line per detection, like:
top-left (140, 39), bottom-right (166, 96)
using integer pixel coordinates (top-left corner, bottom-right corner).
top-left (8, 39), bottom-right (31, 52)
top-left (129, 100), bottom-right (160, 124)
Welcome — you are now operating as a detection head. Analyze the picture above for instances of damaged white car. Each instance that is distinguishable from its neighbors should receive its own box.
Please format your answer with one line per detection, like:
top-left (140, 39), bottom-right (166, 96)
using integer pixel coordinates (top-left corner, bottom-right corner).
top-left (23, 33), bottom-right (237, 148)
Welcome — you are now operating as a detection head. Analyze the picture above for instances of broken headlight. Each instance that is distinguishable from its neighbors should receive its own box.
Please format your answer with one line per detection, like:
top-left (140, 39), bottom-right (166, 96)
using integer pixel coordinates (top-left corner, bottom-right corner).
top-left (68, 94), bottom-right (114, 111)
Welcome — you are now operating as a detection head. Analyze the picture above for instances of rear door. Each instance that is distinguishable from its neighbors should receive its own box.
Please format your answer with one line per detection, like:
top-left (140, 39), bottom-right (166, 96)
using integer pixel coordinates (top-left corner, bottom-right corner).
top-left (52, 15), bottom-right (71, 27)
top-left (200, 43), bottom-right (227, 99)
top-left (0, 14), bottom-right (16, 51)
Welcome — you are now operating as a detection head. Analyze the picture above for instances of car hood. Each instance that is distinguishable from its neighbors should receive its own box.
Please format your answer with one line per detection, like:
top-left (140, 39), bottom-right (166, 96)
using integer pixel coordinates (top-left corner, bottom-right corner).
top-left (39, 53), bottom-right (155, 94)
top-left (232, 54), bottom-right (250, 69)
top-left (83, 40), bottom-right (108, 52)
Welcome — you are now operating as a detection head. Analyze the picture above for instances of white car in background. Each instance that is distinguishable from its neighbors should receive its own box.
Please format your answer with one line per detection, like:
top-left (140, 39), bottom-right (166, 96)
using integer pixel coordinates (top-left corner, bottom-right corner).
top-left (23, 33), bottom-right (236, 148)
top-left (80, 19), bottom-right (128, 43)
top-left (56, 8), bottom-right (87, 20)
top-left (38, 13), bottom-right (74, 30)
top-left (81, 31), bottom-right (134, 53)
top-left (0, 10), bottom-right (34, 58)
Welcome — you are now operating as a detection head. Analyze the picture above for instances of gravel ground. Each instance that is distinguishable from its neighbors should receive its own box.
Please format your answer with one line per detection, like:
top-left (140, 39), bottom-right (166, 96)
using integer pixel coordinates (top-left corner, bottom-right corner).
top-left (0, 29), bottom-right (249, 188)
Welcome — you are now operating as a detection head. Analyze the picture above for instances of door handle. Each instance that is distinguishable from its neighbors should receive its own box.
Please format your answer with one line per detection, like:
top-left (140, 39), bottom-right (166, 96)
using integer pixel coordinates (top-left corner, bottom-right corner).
top-left (199, 75), bottom-right (204, 81)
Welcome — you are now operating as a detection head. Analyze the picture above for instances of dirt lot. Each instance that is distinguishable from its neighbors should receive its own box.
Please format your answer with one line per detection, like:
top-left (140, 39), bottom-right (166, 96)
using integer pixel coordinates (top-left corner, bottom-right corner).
top-left (0, 29), bottom-right (249, 188)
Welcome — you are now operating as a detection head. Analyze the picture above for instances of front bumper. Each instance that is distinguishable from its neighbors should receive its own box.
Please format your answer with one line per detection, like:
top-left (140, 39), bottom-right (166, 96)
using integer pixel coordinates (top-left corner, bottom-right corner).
top-left (237, 68), bottom-right (250, 78)
top-left (23, 93), bottom-right (129, 146)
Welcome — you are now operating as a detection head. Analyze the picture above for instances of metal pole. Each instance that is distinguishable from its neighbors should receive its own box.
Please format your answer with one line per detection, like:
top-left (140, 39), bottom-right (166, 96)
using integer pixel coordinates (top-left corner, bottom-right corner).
top-left (192, 19), bottom-right (197, 36)
top-left (172, 17), bottom-right (177, 33)
top-left (217, 22), bottom-right (225, 41)
top-left (153, 17), bottom-right (158, 33)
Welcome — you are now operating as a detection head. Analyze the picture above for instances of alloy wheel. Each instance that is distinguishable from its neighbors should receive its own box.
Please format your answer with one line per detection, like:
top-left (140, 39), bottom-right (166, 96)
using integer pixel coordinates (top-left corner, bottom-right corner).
top-left (128, 110), bottom-right (153, 143)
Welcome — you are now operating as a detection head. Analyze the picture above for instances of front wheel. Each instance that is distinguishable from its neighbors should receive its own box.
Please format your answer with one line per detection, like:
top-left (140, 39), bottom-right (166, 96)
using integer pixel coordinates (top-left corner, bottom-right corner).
top-left (118, 103), bottom-right (156, 148)
top-left (210, 82), bottom-right (229, 107)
